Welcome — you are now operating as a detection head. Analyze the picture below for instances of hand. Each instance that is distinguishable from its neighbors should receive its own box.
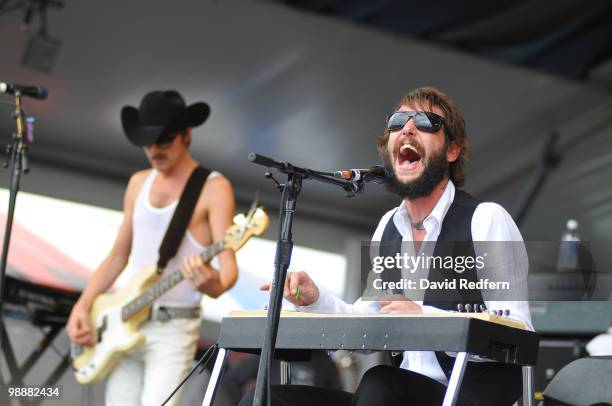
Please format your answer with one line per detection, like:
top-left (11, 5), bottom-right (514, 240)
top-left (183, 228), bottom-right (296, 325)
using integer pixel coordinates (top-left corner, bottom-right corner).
top-left (181, 254), bottom-right (220, 294)
top-left (378, 295), bottom-right (422, 314)
top-left (260, 271), bottom-right (319, 307)
top-left (66, 302), bottom-right (95, 346)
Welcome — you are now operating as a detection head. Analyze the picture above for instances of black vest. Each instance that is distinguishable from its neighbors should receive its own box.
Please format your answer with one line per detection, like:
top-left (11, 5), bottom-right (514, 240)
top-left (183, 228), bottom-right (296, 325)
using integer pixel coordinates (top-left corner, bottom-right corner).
top-left (380, 190), bottom-right (485, 310)
top-left (379, 190), bottom-right (522, 405)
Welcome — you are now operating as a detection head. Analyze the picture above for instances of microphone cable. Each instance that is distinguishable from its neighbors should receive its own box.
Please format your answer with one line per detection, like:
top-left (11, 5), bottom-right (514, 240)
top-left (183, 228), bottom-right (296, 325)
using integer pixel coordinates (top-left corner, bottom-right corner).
top-left (161, 343), bottom-right (219, 406)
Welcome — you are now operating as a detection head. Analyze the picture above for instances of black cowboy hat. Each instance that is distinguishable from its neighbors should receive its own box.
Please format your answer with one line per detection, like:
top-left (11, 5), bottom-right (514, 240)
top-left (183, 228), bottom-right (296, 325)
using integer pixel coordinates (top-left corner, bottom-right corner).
top-left (121, 90), bottom-right (210, 147)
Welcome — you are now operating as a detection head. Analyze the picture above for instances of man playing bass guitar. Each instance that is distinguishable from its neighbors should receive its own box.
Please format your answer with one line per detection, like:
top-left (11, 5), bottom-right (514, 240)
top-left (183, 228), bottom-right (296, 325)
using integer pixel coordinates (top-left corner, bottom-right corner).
top-left (66, 90), bottom-right (238, 406)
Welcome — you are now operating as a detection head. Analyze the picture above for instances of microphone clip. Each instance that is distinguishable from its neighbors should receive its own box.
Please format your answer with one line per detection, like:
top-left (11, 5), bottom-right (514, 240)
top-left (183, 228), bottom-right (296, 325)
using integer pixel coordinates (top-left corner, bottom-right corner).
top-left (264, 171), bottom-right (282, 191)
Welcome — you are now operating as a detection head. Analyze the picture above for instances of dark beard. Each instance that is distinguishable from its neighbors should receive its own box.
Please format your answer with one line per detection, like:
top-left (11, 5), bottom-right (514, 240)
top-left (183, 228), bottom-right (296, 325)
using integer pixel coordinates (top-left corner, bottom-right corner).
top-left (384, 147), bottom-right (449, 199)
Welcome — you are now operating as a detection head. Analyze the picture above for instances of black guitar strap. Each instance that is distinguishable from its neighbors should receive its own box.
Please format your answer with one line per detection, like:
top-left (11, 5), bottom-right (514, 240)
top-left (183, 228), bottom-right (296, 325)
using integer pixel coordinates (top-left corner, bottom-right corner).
top-left (156, 166), bottom-right (211, 272)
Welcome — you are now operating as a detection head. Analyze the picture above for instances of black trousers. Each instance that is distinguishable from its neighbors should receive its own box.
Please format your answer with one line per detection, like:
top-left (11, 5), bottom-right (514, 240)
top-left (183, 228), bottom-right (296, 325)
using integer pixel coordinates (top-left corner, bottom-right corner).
top-left (239, 365), bottom-right (486, 406)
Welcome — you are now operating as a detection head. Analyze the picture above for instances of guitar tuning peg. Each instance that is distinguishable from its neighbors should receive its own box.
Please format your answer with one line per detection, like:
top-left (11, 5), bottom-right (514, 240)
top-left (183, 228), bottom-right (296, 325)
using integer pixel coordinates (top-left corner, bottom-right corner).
top-left (479, 304), bottom-right (486, 313)
top-left (503, 309), bottom-right (510, 317)
top-left (457, 303), bottom-right (464, 312)
top-left (465, 303), bottom-right (472, 313)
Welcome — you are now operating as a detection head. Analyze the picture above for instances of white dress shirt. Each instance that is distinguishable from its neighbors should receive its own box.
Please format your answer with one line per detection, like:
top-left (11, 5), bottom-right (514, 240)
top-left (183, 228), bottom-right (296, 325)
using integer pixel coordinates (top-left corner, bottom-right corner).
top-left (299, 180), bottom-right (533, 384)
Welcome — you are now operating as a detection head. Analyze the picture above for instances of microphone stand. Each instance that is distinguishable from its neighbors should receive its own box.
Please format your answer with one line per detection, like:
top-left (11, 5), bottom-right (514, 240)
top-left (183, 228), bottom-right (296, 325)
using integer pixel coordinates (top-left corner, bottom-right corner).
top-left (248, 153), bottom-right (361, 406)
top-left (0, 93), bottom-right (31, 350)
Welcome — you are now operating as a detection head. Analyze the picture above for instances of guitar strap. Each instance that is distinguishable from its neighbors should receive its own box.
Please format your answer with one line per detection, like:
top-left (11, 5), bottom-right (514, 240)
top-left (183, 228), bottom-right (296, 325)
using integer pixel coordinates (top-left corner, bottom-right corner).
top-left (156, 166), bottom-right (211, 272)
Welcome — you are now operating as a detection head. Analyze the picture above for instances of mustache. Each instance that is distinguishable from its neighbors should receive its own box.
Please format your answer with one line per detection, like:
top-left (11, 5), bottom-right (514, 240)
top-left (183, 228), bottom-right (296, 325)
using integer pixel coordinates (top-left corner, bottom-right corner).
top-left (392, 139), bottom-right (425, 157)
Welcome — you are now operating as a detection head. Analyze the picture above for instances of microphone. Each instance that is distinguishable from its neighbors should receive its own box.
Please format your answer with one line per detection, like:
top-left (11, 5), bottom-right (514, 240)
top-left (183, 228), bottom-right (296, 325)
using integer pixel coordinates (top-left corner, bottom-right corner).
top-left (0, 82), bottom-right (48, 100)
top-left (333, 164), bottom-right (391, 183)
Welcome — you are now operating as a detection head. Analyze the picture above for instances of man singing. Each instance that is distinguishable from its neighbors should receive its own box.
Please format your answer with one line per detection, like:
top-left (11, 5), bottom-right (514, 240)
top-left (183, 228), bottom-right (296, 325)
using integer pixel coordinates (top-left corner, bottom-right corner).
top-left (242, 86), bottom-right (532, 406)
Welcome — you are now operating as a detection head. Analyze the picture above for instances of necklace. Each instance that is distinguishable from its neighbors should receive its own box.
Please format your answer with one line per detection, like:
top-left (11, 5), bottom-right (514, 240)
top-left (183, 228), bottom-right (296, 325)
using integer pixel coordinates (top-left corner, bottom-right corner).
top-left (409, 182), bottom-right (447, 231)
top-left (411, 210), bottom-right (433, 230)
top-left (412, 220), bottom-right (426, 230)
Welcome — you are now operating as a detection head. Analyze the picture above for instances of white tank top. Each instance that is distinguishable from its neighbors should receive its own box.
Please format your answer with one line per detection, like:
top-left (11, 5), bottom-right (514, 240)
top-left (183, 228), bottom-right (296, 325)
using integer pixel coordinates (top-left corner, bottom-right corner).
top-left (122, 169), bottom-right (221, 306)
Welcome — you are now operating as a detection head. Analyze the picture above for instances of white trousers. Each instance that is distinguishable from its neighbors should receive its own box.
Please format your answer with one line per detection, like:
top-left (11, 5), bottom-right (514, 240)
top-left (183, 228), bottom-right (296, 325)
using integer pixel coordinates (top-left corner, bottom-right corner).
top-left (105, 318), bottom-right (200, 406)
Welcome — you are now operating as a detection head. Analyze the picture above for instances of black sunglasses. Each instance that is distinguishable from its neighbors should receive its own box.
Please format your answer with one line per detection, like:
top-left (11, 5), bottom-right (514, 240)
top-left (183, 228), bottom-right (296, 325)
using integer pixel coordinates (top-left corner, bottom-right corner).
top-left (152, 132), bottom-right (180, 148)
top-left (387, 111), bottom-right (445, 133)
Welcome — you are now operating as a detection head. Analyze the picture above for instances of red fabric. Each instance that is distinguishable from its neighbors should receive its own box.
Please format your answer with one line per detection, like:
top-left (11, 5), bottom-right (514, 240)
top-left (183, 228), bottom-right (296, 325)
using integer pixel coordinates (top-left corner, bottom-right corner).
top-left (1, 211), bottom-right (90, 292)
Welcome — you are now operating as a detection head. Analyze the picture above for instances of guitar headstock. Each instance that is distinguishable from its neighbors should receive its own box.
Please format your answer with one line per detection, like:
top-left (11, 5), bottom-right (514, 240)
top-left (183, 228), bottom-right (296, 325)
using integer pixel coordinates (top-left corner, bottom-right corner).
top-left (224, 207), bottom-right (270, 252)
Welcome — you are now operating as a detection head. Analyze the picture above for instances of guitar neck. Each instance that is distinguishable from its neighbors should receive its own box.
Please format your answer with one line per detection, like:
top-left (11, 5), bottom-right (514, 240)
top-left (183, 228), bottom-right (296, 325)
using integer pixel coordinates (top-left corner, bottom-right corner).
top-left (121, 240), bottom-right (226, 321)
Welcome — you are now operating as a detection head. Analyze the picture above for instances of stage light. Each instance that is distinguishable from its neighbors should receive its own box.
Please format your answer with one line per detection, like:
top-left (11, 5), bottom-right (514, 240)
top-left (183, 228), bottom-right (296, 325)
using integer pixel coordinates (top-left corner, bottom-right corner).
top-left (21, 32), bottom-right (61, 73)
top-left (0, 0), bottom-right (64, 72)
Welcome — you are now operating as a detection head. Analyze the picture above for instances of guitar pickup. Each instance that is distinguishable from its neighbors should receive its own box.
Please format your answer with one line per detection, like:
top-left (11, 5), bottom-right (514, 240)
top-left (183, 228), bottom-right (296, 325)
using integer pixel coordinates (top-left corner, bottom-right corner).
top-left (70, 342), bottom-right (83, 359)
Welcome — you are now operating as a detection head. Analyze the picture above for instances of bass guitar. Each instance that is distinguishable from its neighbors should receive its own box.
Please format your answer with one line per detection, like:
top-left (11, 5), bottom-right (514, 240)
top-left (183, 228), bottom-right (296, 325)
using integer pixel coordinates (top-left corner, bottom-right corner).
top-left (71, 205), bottom-right (269, 384)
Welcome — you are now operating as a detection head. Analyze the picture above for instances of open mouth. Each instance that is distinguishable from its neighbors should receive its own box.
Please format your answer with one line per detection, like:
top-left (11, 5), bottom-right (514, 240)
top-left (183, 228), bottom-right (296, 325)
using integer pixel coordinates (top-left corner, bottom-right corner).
top-left (397, 144), bottom-right (422, 169)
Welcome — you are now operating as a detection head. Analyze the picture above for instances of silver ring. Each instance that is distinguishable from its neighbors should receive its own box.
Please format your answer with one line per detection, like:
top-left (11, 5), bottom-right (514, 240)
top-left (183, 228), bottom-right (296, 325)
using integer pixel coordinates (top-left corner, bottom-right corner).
top-left (186, 273), bottom-right (195, 281)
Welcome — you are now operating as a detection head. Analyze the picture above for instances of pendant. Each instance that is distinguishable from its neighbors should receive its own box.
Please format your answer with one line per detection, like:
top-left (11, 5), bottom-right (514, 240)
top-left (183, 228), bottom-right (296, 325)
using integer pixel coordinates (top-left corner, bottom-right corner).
top-left (412, 221), bottom-right (425, 230)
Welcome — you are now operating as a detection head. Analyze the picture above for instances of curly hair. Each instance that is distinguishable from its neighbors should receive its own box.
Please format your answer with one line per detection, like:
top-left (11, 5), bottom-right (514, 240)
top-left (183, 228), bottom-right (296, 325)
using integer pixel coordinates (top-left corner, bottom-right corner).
top-left (376, 87), bottom-right (469, 188)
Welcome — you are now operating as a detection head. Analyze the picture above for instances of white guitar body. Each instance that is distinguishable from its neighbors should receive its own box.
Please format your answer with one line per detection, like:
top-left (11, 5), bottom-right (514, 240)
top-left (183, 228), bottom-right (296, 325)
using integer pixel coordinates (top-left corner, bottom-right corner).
top-left (73, 265), bottom-right (158, 384)
top-left (71, 206), bottom-right (269, 385)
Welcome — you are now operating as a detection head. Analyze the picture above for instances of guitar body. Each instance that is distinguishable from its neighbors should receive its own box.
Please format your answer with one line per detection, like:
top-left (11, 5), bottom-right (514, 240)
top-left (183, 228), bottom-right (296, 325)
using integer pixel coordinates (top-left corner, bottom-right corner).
top-left (72, 265), bottom-right (159, 384)
top-left (71, 205), bottom-right (269, 385)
